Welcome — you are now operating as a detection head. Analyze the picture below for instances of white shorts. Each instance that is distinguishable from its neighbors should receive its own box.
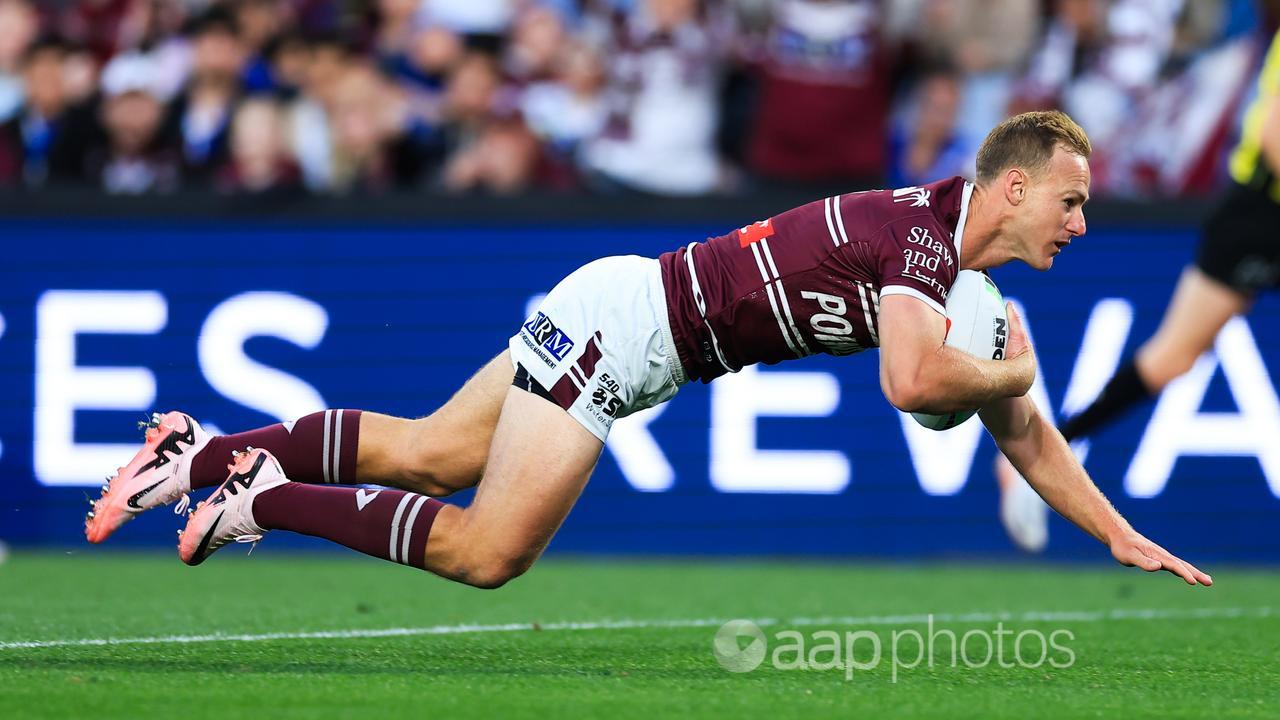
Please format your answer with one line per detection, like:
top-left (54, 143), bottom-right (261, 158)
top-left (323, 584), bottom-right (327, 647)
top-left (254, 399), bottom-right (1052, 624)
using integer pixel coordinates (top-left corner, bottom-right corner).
top-left (509, 255), bottom-right (687, 442)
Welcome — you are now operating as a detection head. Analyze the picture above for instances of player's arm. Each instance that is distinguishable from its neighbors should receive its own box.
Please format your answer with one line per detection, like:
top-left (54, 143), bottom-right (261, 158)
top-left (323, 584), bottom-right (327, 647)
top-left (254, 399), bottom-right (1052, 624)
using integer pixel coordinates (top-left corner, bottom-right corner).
top-left (877, 294), bottom-right (1036, 414)
top-left (979, 394), bottom-right (1213, 586)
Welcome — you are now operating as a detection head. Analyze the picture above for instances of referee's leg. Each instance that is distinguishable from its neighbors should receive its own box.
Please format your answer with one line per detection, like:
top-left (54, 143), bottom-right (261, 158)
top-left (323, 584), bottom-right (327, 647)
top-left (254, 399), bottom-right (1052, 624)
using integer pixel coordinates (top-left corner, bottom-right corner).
top-left (1135, 267), bottom-right (1251, 391)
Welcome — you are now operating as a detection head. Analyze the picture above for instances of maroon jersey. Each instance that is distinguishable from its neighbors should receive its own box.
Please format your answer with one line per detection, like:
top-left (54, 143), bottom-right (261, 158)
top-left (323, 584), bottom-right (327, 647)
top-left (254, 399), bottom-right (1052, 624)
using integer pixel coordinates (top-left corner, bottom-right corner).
top-left (660, 176), bottom-right (973, 383)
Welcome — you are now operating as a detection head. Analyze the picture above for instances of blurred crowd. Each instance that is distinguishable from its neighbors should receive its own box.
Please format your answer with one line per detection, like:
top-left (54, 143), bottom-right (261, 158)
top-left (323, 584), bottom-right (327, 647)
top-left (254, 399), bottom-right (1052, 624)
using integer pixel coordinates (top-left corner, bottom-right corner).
top-left (0, 0), bottom-right (1272, 198)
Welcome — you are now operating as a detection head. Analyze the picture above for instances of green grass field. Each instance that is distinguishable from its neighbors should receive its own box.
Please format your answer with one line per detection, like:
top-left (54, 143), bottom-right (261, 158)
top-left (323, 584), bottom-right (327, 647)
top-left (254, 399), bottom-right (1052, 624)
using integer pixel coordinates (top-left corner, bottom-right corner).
top-left (0, 552), bottom-right (1275, 719)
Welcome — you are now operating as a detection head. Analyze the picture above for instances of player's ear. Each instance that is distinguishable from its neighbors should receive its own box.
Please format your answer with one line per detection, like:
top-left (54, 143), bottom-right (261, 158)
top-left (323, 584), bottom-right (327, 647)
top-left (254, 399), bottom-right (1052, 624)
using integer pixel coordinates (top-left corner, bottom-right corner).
top-left (1004, 168), bottom-right (1027, 206)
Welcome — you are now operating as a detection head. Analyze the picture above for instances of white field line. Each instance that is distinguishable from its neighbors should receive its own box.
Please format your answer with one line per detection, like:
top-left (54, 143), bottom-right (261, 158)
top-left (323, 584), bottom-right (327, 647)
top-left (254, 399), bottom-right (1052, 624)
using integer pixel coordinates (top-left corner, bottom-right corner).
top-left (0, 606), bottom-right (1272, 651)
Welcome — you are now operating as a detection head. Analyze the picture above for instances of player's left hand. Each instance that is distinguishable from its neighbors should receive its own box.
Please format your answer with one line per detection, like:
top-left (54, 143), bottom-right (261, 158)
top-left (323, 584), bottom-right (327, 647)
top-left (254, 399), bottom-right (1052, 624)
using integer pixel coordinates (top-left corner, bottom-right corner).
top-left (1110, 531), bottom-right (1213, 586)
top-left (1002, 302), bottom-right (1037, 397)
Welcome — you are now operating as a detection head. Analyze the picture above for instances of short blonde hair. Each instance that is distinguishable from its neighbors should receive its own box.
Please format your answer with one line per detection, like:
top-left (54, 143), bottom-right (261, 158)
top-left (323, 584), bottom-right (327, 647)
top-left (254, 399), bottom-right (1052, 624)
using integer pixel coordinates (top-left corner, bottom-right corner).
top-left (975, 111), bottom-right (1092, 185)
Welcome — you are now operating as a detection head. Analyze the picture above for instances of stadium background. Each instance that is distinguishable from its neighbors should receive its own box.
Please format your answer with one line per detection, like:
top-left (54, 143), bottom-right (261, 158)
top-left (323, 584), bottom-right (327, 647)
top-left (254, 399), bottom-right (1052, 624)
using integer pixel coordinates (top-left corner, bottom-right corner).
top-left (0, 191), bottom-right (1277, 562)
top-left (0, 0), bottom-right (1277, 563)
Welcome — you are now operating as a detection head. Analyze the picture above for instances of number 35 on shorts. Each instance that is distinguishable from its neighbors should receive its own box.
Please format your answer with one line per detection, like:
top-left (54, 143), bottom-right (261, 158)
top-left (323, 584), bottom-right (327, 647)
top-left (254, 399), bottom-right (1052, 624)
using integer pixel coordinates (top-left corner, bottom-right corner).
top-left (589, 373), bottom-right (624, 419)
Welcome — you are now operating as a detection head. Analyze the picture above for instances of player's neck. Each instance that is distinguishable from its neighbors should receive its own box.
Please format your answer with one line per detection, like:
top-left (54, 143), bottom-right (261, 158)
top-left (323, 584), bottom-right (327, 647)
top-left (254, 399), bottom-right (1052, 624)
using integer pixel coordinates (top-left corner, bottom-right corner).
top-left (958, 184), bottom-right (1014, 270)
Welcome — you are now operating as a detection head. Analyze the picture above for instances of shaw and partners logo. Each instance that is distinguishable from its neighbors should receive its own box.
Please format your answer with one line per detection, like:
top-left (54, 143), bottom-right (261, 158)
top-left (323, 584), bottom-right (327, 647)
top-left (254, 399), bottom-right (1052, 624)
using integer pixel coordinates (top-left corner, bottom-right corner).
top-left (522, 312), bottom-right (576, 361)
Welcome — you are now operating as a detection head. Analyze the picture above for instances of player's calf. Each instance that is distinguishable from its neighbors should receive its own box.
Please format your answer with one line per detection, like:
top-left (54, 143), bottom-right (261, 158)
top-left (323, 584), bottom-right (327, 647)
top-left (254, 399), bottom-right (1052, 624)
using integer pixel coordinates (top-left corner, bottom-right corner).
top-left (116, 407), bottom-right (470, 499)
top-left (188, 409), bottom-right (364, 489)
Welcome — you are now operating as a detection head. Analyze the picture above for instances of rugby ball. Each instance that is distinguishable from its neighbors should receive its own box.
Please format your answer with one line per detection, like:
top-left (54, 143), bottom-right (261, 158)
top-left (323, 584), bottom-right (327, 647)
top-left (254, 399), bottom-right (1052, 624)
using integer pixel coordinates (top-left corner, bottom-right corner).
top-left (911, 270), bottom-right (1008, 431)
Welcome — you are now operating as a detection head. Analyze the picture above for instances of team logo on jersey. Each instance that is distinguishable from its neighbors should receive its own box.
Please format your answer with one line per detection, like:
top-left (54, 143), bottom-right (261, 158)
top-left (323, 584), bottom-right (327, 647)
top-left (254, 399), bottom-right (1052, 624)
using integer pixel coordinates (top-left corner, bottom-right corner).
top-left (523, 312), bottom-right (576, 361)
top-left (892, 186), bottom-right (931, 207)
top-left (737, 219), bottom-right (775, 247)
top-left (354, 489), bottom-right (380, 511)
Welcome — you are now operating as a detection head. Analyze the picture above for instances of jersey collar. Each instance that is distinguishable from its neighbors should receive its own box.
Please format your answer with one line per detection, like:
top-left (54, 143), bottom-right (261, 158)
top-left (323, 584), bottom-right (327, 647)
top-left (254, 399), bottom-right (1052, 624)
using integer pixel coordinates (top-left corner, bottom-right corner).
top-left (952, 181), bottom-right (975, 260)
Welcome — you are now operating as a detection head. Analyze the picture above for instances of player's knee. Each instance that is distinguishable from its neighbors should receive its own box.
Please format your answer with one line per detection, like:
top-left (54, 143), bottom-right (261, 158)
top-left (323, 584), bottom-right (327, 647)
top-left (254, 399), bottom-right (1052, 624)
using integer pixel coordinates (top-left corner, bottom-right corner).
top-left (459, 552), bottom-right (536, 590)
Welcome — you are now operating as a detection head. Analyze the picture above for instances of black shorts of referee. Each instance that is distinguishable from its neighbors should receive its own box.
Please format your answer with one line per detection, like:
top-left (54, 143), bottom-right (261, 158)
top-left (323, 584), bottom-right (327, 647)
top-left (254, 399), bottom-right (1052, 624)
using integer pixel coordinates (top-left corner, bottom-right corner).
top-left (1197, 182), bottom-right (1280, 295)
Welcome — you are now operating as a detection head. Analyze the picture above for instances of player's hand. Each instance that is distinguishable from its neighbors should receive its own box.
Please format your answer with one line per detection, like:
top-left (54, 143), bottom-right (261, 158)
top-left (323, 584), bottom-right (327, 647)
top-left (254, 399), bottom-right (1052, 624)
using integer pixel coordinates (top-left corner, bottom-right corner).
top-left (1003, 302), bottom-right (1036, 396)
top-left (1109, 531), bottom-right (1213, 586)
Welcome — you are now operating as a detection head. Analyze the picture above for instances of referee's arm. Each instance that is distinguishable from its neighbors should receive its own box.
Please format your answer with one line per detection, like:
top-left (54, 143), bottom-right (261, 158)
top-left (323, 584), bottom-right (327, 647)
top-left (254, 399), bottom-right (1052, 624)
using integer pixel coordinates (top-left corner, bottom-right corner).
top-left (1260, 93), bottom-right (1280, 176)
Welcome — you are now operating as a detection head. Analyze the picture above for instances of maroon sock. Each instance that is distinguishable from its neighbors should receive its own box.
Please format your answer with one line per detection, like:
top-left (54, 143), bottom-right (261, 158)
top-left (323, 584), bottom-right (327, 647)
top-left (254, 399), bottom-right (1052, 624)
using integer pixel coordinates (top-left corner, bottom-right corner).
top-left (190, 410), bottom-right (361, 490)
top-left (252, 483), bottom-right (444, 569)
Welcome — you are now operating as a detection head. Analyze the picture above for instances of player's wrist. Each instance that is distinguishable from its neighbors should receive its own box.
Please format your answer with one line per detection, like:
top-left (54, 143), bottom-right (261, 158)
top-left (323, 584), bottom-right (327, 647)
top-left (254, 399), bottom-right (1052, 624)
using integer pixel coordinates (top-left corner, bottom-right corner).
top-left (1102, 522), bottom-right (1136, 549)
top-left (996, 354), bottom-right (1035, 398)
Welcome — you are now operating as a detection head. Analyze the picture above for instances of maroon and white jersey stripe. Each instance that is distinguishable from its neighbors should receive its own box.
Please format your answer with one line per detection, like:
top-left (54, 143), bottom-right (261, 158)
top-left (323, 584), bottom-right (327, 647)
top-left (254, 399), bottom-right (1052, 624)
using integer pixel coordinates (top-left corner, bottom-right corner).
top-left (659, 176), bottom-right (973, 383)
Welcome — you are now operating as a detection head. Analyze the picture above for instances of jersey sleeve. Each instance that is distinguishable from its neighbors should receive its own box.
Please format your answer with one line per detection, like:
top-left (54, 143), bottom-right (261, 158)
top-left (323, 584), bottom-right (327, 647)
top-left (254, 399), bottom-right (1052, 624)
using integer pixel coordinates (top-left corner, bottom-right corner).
top-left (875, 218), bottom-right (959, 316)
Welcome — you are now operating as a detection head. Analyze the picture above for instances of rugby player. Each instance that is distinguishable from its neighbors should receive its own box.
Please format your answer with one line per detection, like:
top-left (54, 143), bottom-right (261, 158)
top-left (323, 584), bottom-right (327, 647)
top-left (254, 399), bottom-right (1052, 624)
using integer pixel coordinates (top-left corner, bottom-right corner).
top-left (997, 30), bottom-right (1280, 553)
top-left (85, 111), bottom-right (1212, 589)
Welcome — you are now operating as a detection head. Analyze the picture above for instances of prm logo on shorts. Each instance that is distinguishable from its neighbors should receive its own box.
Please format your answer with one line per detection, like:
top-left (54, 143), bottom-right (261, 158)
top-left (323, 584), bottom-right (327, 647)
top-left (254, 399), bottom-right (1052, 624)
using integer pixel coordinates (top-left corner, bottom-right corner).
top-left (523, 312), bottom-right (576, 361)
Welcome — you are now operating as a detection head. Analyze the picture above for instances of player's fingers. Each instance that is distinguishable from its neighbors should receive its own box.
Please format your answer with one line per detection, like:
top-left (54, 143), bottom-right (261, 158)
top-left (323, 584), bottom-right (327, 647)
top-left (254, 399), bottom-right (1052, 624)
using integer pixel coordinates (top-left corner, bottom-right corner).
top-left (1005, 302), bottom-right (1023, 332)
top-left (1116, 543), bottom-right (1161, 571)
top-left (1182, 560), bottom-right (1214, 586)
top-left (1167, 554), bottom-right (1213, 586)
top-left (1118, 538), bottom-right (1212, 586)
top-left (1169, 560), bottom-right (1197, 585)
top-left (1135, 552), bottom-right (1162, 572)
top-left (1151, 547), bottom-right (1197, 585)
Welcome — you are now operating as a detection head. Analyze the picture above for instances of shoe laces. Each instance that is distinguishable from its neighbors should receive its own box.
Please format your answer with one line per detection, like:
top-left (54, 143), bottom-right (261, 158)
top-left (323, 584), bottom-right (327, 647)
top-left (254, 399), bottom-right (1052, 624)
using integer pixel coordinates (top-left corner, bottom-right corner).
top-left (235, 534), bottom-right (263, 556)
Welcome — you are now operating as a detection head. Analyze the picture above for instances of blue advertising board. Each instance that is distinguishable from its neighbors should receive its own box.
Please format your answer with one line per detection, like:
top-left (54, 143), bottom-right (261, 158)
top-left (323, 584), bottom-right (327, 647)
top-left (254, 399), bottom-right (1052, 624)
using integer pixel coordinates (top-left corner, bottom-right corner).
top-left (0, 215), bottom-right (1276, 561)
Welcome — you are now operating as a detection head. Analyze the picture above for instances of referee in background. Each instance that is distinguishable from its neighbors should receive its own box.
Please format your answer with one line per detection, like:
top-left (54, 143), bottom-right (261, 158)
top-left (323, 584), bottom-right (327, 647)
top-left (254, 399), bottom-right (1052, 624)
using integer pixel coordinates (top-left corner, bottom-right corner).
top-left (996, 27), bottom-right (1280, 550)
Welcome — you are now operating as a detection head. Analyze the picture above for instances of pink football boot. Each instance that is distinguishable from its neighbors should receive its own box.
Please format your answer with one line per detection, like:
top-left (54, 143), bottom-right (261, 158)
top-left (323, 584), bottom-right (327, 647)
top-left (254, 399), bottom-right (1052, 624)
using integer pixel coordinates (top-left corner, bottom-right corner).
top-left (85, 411), bottom-right (211, 544)
top-left (178, 447), bottom-right (288, 566)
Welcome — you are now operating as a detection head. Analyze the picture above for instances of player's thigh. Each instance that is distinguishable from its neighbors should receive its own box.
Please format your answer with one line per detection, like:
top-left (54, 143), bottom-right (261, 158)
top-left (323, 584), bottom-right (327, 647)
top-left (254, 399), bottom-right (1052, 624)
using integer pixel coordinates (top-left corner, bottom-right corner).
top-left (357, 350), bottom-right (515, 494)
top-left (1137, 267), bottom-right (1251, 387)
top-left (425, 349), bottom-right (515, 445)
top-left (432, 385), bottom-right (603, 571)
